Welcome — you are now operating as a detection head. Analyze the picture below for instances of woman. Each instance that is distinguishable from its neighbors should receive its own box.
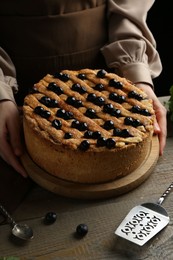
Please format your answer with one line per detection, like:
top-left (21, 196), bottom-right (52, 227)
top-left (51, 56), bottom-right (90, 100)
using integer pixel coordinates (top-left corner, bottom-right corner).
top-left (0, 0), bottom-right (167, 177)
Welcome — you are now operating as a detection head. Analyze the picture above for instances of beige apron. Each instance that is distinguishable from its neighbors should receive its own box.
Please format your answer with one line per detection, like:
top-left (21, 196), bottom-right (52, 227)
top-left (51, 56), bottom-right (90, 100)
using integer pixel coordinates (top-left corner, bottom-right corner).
top-left (0, 0), bottom-right (107, 104)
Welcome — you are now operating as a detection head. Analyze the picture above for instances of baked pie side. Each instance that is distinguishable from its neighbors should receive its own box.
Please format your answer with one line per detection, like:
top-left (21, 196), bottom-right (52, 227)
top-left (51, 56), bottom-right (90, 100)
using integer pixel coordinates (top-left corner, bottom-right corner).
top-left (23, 69), bottom-right (155, 184)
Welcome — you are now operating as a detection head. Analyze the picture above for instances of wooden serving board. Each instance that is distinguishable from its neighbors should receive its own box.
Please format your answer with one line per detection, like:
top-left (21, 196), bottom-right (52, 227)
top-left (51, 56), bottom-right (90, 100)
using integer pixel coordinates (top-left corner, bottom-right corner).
top-left (21, 136), bottom-right (159, 200)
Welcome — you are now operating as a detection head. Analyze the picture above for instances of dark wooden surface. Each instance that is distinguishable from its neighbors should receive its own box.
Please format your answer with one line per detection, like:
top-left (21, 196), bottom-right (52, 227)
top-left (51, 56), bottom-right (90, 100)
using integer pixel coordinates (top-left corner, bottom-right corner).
top-left (0, 138), bottom-right (172, 259)
top-left (0, 157), bottom-right (33, 214)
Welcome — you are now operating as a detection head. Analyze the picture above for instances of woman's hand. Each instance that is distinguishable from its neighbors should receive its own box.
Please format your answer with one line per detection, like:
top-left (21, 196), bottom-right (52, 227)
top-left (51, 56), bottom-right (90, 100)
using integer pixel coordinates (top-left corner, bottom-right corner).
top-left (0, 100), bottom-right (27, 177)
top-left (135, 83), bottom-right (167, 155)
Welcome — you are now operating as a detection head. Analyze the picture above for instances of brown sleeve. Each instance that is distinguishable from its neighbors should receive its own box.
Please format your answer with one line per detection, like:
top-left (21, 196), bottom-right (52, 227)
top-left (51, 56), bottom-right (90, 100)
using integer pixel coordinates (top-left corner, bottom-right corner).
top-left (101, 0), bottom-right (162, 87)
top-left (0, 47), bottom-right (18, 103)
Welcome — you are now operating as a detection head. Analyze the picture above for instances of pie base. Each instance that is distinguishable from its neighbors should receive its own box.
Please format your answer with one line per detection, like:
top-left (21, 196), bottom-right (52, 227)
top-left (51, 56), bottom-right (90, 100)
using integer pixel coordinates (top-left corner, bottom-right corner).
top-left (23, 117), bottom-right (152, 184)
top-left (21, 136), bottom-right (159, 199)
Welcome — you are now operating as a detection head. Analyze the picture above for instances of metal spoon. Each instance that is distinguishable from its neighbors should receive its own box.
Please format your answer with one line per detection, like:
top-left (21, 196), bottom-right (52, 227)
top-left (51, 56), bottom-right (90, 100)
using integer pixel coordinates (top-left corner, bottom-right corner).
top-left (0, 204), bottom-right (33, 240)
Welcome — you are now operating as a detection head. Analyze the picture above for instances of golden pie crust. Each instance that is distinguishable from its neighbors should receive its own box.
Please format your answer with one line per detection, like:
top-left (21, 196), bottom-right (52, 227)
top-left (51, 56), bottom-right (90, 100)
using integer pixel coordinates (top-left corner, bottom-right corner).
top-left (23, 69), bottom-right (155, 184)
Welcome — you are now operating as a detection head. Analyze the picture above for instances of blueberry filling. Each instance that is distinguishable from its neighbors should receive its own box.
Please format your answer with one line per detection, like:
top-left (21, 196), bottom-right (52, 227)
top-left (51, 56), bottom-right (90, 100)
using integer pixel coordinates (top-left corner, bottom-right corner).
top-left (71, 83), bottom-right (86, 94)
top-left (94, 83), bottom-right (105, 91)
top-left (96, 69), bottom-right (107, 78)
top-left (71, 120), bottom-right (88, 131)
top-left (52, 119), bottom-right (62, 130)
top-left (87, 93), bottom-right (96, 102)
top-left (66, 96), bottom-right (83, 108)
top-left (84, 130), bottom-right (93, 138)
top-left (79, 122), bottom-right (88, 131)
top-left (87, 93), bottom-right (105, 106)
top-left (106, 138), bottom-right (116, 149)
top-left (78, 140), bottom-right (90, 151)
top-left (131, 105), bottom-right (151, 116)
top-left (77, 73), bottom-right (86, 80)
top-left (94, 96), bottom-right (105, 106)
top-left (110, 108), bottom-right (121, 117)
top-left (128, 91), bottom-right (143, 101)
top-left (54, 72), bottom-right (70, 82)
top-left (124, 117), bottom-right (142, 127)
top-left (103, 120), bottom-right (114, 130)
top-left (56, 109), bottom-right (73, 120)
top-left (113, 128), bottom-right (133, 137)
top-left (71, 119), bottom-right (80, 129)
top-left (34, 106), bottom-right (51, 119)
top-left (109, 79), bottom-right (123, 89)
top-left (84, 130), bottom-right (101, 139)
top-left (97, 137), bottom-right (107, 147)
top-left (103, 104), bottom-right (121, 117)
top-left (39, 96), bottom-right (58, 108)
top-left (109, 92), bottom-right (125, 103)
top-left (64, 132), bottom-right (73, 139)
top-left (92, 131), bottom-right (102, 139)
top-left (29, 86), bottom-right (38, 94)
top-left (103, 103), bottom-right (114, 113)
top-left (47, 82), bottom-right (63, 95)
top-left (85, 108), bottom-right (97, 119)
top-left (97, 137), bottom-right (115, 148)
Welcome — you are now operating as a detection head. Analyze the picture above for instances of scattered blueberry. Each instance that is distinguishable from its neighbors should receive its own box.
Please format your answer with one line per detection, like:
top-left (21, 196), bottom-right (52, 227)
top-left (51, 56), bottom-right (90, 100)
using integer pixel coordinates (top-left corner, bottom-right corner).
top-left (76, 224), bottom-right (88, 237)
top-left (44, 212), bottom-right (57, 225)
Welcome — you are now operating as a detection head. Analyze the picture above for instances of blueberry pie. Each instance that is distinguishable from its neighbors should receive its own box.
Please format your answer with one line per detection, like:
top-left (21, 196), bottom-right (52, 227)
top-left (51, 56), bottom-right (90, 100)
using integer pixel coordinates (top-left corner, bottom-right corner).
top-left (23, 69), bottom-right (155, 184)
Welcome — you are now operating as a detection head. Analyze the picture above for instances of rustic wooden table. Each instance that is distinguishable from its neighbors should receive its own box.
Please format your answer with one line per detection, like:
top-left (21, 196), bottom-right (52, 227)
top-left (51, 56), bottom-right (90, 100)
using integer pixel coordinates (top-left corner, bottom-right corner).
top-left (0, 97), bottom-right (173, 260)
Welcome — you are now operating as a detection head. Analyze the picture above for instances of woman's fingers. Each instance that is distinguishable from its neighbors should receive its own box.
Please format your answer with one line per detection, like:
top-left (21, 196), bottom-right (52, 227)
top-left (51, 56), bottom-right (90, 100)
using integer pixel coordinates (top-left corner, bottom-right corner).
top-left (0, 136), bottom-right (27, 177)
top-left (135, 83), bottom-right (167, 155)
top-left (0, 101), bottom-right (28, 177)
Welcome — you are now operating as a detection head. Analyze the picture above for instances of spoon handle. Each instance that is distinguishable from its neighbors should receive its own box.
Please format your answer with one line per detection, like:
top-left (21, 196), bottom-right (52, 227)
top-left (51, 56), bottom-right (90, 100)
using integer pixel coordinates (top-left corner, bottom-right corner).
top-left (0, 204), bottom-right (16, 226)
top-left (157, 182), bottom-right (173, 205)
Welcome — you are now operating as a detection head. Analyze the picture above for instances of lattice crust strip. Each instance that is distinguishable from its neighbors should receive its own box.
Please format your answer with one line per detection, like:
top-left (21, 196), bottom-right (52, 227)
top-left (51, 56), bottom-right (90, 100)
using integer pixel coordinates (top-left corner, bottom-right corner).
top-left (23, 69), bottom-right (155, 151)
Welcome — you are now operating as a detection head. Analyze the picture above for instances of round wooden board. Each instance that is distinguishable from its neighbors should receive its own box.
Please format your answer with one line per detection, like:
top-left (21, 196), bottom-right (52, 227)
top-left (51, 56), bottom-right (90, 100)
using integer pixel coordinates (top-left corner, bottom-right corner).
top-left (21, 136), bottom-right (159, 200)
